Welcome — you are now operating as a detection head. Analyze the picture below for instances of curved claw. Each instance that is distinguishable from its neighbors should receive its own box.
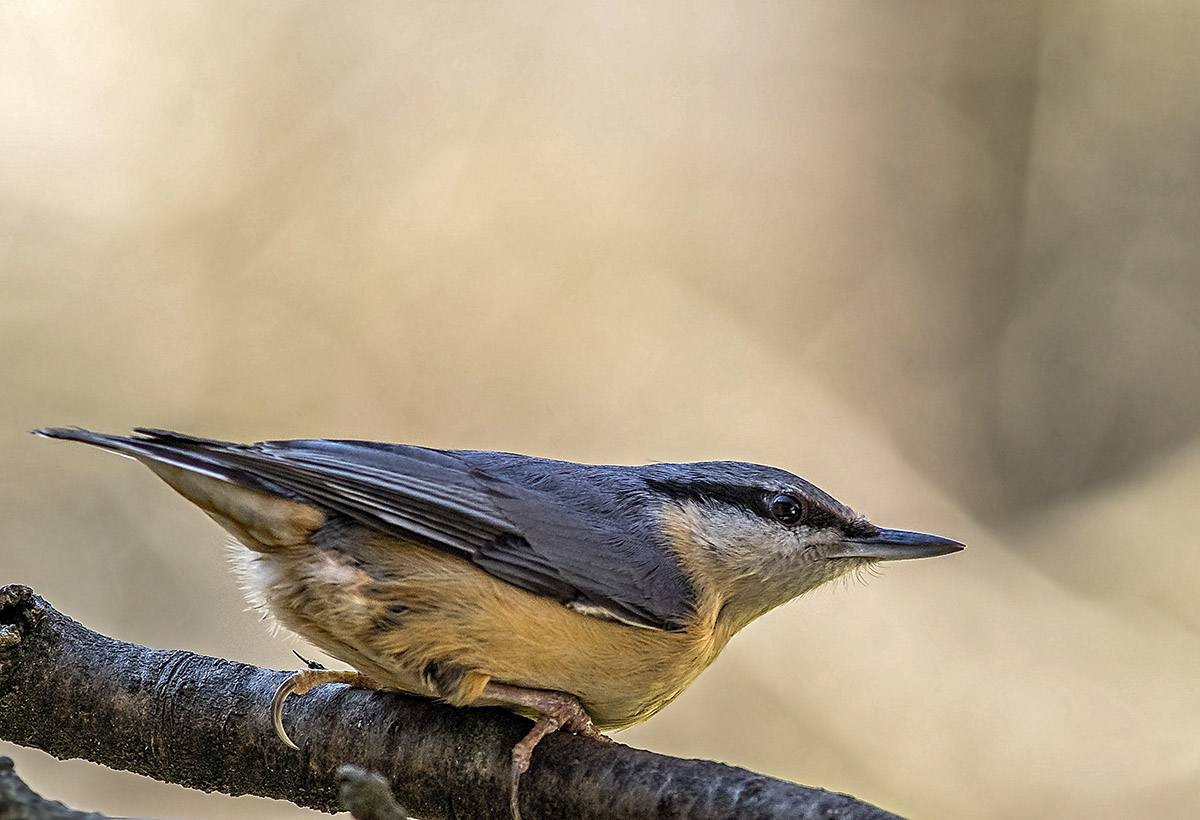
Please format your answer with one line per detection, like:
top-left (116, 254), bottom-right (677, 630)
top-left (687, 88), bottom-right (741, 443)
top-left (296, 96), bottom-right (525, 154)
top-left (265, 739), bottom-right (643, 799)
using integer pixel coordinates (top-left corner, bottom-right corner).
top-left (509, 756), bottom-right (527, 820)
top-left (270, 669), bottom-right (380, 751)
top-left (271, 677), bottom-right (302, 750)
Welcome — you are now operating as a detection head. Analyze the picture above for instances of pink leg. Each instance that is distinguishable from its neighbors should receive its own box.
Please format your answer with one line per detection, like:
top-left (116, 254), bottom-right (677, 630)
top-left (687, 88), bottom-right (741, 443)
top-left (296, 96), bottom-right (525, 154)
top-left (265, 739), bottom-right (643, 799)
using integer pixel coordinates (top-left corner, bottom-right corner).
top-left (481, 682), bottom-right (611, 820)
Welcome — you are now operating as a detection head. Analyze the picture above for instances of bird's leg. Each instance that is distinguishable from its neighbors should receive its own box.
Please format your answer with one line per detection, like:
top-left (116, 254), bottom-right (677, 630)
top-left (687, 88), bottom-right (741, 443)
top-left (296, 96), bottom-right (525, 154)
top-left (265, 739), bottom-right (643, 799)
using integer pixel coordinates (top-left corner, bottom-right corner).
top-left (271, 668), bottom-right (382, 749)
top-left (480, 682), bottom-right (611, 820)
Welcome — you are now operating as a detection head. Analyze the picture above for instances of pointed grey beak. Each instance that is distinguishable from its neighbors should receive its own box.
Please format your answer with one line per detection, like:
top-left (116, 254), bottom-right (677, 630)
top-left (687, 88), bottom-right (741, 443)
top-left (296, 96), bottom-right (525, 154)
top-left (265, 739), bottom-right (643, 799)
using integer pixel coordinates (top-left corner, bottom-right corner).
top-left (830, 527), bottom-right (965, 561)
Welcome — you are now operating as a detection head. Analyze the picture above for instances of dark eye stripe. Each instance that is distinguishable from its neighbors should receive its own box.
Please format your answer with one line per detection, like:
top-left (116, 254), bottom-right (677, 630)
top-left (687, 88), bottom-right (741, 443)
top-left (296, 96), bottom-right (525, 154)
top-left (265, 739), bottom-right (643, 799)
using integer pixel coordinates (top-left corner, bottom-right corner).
top-left (645, 478), bottom-right (844, 529)
top-left (645, 478), bottom-right (766, 516)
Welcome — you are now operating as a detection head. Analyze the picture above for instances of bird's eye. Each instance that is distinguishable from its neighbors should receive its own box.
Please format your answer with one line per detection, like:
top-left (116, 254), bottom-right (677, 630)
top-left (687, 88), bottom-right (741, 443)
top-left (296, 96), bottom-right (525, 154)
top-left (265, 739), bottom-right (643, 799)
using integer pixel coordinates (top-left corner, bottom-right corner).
top-left (769, 493), bottom-right (805, 526)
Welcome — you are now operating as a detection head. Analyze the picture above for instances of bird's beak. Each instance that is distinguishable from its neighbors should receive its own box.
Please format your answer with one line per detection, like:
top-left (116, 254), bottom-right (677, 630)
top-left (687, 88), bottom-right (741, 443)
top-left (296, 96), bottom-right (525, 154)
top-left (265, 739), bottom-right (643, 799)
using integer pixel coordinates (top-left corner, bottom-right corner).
top-left (830, 528), bottom-right (965, 561)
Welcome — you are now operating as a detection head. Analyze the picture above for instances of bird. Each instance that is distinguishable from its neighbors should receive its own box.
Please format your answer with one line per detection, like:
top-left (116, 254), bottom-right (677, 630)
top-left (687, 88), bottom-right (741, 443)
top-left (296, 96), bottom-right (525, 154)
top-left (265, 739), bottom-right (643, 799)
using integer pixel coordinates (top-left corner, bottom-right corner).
top-left (36, 427), bottom-right (963, 818)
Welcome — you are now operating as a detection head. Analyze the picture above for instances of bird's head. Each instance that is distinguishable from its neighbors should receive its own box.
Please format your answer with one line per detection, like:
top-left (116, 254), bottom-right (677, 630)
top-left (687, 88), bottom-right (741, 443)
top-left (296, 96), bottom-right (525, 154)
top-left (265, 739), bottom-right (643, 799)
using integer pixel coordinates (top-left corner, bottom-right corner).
top-left (640, 462), bottom-right (963, 635)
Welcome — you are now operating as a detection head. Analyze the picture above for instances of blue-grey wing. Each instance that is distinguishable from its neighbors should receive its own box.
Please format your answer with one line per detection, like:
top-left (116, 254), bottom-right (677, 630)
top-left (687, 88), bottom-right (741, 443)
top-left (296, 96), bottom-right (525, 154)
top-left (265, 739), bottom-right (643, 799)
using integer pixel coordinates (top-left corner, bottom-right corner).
top-left (39, 428), bottom-right (695, 630)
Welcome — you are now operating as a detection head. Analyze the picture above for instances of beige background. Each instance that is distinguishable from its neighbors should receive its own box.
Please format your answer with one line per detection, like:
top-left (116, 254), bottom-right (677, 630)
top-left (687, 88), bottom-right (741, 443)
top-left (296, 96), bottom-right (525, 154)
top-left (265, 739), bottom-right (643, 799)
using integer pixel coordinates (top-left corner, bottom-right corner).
top-left (4, 3), bottom-right (1200, 819)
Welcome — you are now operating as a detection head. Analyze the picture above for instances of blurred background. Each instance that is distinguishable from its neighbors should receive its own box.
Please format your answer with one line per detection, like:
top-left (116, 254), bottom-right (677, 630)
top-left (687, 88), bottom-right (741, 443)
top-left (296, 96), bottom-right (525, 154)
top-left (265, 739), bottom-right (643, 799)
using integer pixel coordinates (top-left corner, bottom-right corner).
top-left (3, 2), bottom-right (1199, 818)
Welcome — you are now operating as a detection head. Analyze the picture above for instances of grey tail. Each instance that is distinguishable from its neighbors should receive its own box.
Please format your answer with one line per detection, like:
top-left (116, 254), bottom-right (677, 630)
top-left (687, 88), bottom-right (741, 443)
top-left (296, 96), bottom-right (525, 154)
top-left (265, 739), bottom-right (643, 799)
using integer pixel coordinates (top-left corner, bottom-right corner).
top-left (32, 427), bottom-right (280, 496)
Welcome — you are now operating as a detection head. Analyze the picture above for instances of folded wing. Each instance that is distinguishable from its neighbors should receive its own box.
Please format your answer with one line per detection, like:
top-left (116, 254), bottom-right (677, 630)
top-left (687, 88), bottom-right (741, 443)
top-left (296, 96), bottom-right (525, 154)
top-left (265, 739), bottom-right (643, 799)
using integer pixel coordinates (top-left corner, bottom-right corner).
top-left (36, 428), bottom-right (694, 630)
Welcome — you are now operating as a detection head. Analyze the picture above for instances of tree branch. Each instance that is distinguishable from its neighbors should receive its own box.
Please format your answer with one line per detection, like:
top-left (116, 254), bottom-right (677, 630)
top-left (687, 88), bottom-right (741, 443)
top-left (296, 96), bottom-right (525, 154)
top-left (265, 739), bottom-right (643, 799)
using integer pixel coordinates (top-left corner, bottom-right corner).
top-left (0, 755), bottom-right (115, 820)
top-left (0, 584), bottom-right (904, 820)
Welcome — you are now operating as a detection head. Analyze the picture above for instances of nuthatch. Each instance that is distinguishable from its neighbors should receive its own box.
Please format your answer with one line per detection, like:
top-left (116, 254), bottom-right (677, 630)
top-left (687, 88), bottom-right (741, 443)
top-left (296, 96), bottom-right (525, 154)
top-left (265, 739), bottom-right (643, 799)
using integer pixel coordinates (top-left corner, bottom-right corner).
top-left (37, 427), bottom-right (963, 818)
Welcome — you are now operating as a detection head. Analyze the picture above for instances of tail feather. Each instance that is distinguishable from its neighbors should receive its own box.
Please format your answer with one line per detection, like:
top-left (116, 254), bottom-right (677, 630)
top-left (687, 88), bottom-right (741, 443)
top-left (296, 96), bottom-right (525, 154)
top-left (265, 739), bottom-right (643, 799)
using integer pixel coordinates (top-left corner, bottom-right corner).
top-left (34, 427), bottom-right (283, 496)
top-left (34, 427), bottom-right (325, 549)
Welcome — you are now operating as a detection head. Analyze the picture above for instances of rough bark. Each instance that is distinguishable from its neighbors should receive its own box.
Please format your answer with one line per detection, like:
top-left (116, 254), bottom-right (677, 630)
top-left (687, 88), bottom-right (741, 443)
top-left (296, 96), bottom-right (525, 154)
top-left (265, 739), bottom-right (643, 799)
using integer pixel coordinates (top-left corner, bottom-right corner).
top-left (0, 584), bottom-right (904, 820)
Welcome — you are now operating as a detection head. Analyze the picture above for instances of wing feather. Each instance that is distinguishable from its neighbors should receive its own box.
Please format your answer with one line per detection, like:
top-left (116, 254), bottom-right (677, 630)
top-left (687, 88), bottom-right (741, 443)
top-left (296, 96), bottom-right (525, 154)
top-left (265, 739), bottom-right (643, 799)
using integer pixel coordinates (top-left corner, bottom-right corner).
top-left (38, 428), bottom-right (694, 630)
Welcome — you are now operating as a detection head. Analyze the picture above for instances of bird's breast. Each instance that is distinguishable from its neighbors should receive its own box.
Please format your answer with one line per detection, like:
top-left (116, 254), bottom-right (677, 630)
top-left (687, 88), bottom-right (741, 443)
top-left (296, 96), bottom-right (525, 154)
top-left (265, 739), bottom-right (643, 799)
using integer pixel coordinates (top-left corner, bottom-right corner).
top-left (229, 528), bottom-right (725, 731)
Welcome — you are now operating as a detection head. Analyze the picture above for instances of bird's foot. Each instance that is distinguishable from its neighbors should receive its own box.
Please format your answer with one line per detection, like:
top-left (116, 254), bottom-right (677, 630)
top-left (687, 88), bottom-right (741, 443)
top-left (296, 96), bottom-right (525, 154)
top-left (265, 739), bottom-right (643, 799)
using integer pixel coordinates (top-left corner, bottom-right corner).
top-left (481, 682), bottom-right (610, 820)
top-left (271, 667), bottom-right (380, 749)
